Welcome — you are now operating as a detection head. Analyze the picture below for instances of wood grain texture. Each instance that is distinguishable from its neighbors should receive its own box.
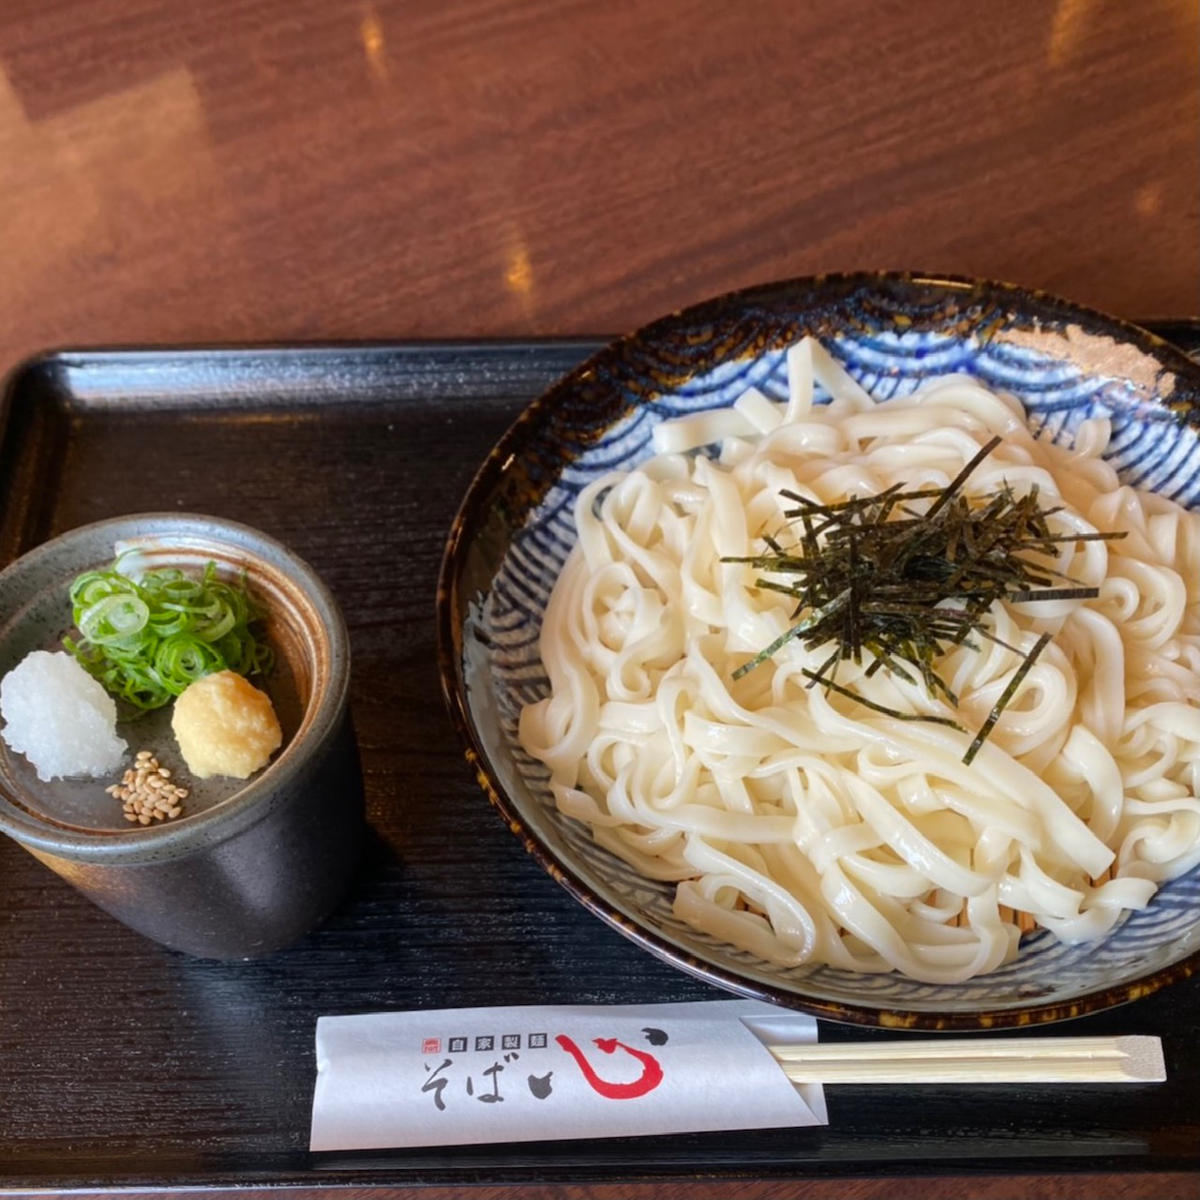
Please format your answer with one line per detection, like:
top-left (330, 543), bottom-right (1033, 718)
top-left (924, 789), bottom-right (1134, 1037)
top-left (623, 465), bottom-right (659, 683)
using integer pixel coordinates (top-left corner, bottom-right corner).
top-left (0, 0), bottom-right (1197, 383)
top-left (12, 1176), bottom-right (1200, 1200)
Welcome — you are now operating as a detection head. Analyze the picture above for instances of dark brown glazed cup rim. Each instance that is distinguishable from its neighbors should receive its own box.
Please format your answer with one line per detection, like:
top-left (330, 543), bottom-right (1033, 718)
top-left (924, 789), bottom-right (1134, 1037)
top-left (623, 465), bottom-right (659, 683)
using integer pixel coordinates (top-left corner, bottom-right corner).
top-left (438, 270), bottom-right (1200, 1030)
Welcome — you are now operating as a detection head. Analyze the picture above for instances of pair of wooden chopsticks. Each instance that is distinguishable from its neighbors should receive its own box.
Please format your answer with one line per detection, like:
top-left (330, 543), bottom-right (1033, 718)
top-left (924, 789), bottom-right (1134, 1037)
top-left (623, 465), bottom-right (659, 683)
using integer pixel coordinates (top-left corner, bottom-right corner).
top-left (767, 1035), bottom-right (1165, 1084)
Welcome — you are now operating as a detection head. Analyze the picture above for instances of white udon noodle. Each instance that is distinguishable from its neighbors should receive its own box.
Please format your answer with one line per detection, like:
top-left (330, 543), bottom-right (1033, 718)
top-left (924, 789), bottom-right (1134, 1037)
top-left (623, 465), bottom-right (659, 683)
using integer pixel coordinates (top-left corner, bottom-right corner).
top-left (517, 338), bottom-right (1200, 983)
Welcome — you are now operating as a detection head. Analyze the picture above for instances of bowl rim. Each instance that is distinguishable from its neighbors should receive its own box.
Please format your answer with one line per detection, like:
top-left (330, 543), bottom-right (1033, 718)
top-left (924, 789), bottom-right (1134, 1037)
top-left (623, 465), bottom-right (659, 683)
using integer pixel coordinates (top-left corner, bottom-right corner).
top-left (436, 269), bottom-right (1200, 1030)
top-left (0, 511), bottom-right (351, 862)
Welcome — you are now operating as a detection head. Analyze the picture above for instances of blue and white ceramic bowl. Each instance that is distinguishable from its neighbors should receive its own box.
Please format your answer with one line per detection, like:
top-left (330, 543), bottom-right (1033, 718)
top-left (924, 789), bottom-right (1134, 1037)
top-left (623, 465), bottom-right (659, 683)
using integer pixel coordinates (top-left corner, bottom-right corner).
top-left (438, 273), bottom-right (1200, 1028)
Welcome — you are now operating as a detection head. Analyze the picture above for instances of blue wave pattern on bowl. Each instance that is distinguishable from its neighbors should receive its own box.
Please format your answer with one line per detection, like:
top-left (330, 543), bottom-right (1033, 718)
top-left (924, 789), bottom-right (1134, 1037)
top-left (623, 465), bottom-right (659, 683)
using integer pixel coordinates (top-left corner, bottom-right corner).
top-left (479, 313), bottom-right (1200, 1014)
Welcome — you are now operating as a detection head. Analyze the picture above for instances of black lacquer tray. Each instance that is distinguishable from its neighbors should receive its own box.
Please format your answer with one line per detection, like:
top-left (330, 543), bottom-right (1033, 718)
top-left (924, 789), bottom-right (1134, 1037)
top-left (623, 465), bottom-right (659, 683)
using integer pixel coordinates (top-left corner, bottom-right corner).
top-left (1, 330), bottom-right (1198, 1191)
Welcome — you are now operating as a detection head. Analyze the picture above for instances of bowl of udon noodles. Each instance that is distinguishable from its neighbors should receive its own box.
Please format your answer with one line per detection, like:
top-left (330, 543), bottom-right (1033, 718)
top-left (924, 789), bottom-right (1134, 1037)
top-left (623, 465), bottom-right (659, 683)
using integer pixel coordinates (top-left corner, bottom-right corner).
top-left (438, 272), bottom-right (1200, 1028)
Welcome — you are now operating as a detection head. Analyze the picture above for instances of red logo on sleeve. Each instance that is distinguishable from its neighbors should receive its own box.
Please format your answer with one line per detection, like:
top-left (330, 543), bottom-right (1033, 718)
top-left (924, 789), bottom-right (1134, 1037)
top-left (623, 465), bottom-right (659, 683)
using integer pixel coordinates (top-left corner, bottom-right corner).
top-left (555, 1034), bottom-right (664, 1099)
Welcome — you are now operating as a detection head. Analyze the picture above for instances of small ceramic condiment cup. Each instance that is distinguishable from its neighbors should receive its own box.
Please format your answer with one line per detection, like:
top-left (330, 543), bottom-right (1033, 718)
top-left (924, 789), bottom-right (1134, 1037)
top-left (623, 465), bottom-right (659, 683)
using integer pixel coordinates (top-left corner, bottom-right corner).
top-left (0, 513), bottom-right (364, 959)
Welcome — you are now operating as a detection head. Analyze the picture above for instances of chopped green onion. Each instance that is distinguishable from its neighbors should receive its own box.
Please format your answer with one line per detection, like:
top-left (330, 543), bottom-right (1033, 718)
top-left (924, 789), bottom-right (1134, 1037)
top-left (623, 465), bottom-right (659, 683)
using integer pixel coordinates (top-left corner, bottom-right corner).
top-left (63, 559), bottom-right (274, 710)
top-left (78, 594), bottom-right (150, 644)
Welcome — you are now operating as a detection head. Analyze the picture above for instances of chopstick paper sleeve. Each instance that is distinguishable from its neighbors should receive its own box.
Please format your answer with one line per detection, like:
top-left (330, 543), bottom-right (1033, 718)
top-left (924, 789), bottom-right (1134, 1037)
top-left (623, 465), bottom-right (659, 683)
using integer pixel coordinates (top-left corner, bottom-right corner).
top-left (310, 999), bottom-right (823, 1150)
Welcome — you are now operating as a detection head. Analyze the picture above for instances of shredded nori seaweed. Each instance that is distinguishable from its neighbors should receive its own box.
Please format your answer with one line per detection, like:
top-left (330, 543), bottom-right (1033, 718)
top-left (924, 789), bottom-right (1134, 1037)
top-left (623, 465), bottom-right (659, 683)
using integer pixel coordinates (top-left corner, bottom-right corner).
top-left (725, 437), bottom-right (1125, 762)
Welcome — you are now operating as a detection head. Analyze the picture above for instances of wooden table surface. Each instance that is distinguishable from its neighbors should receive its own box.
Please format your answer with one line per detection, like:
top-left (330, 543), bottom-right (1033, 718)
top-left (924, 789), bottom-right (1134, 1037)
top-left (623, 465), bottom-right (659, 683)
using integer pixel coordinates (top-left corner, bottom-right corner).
top-left (1, 0), bottom-right (1198, 380)
top-left (1, 2), bottom-right (1198, 1198)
